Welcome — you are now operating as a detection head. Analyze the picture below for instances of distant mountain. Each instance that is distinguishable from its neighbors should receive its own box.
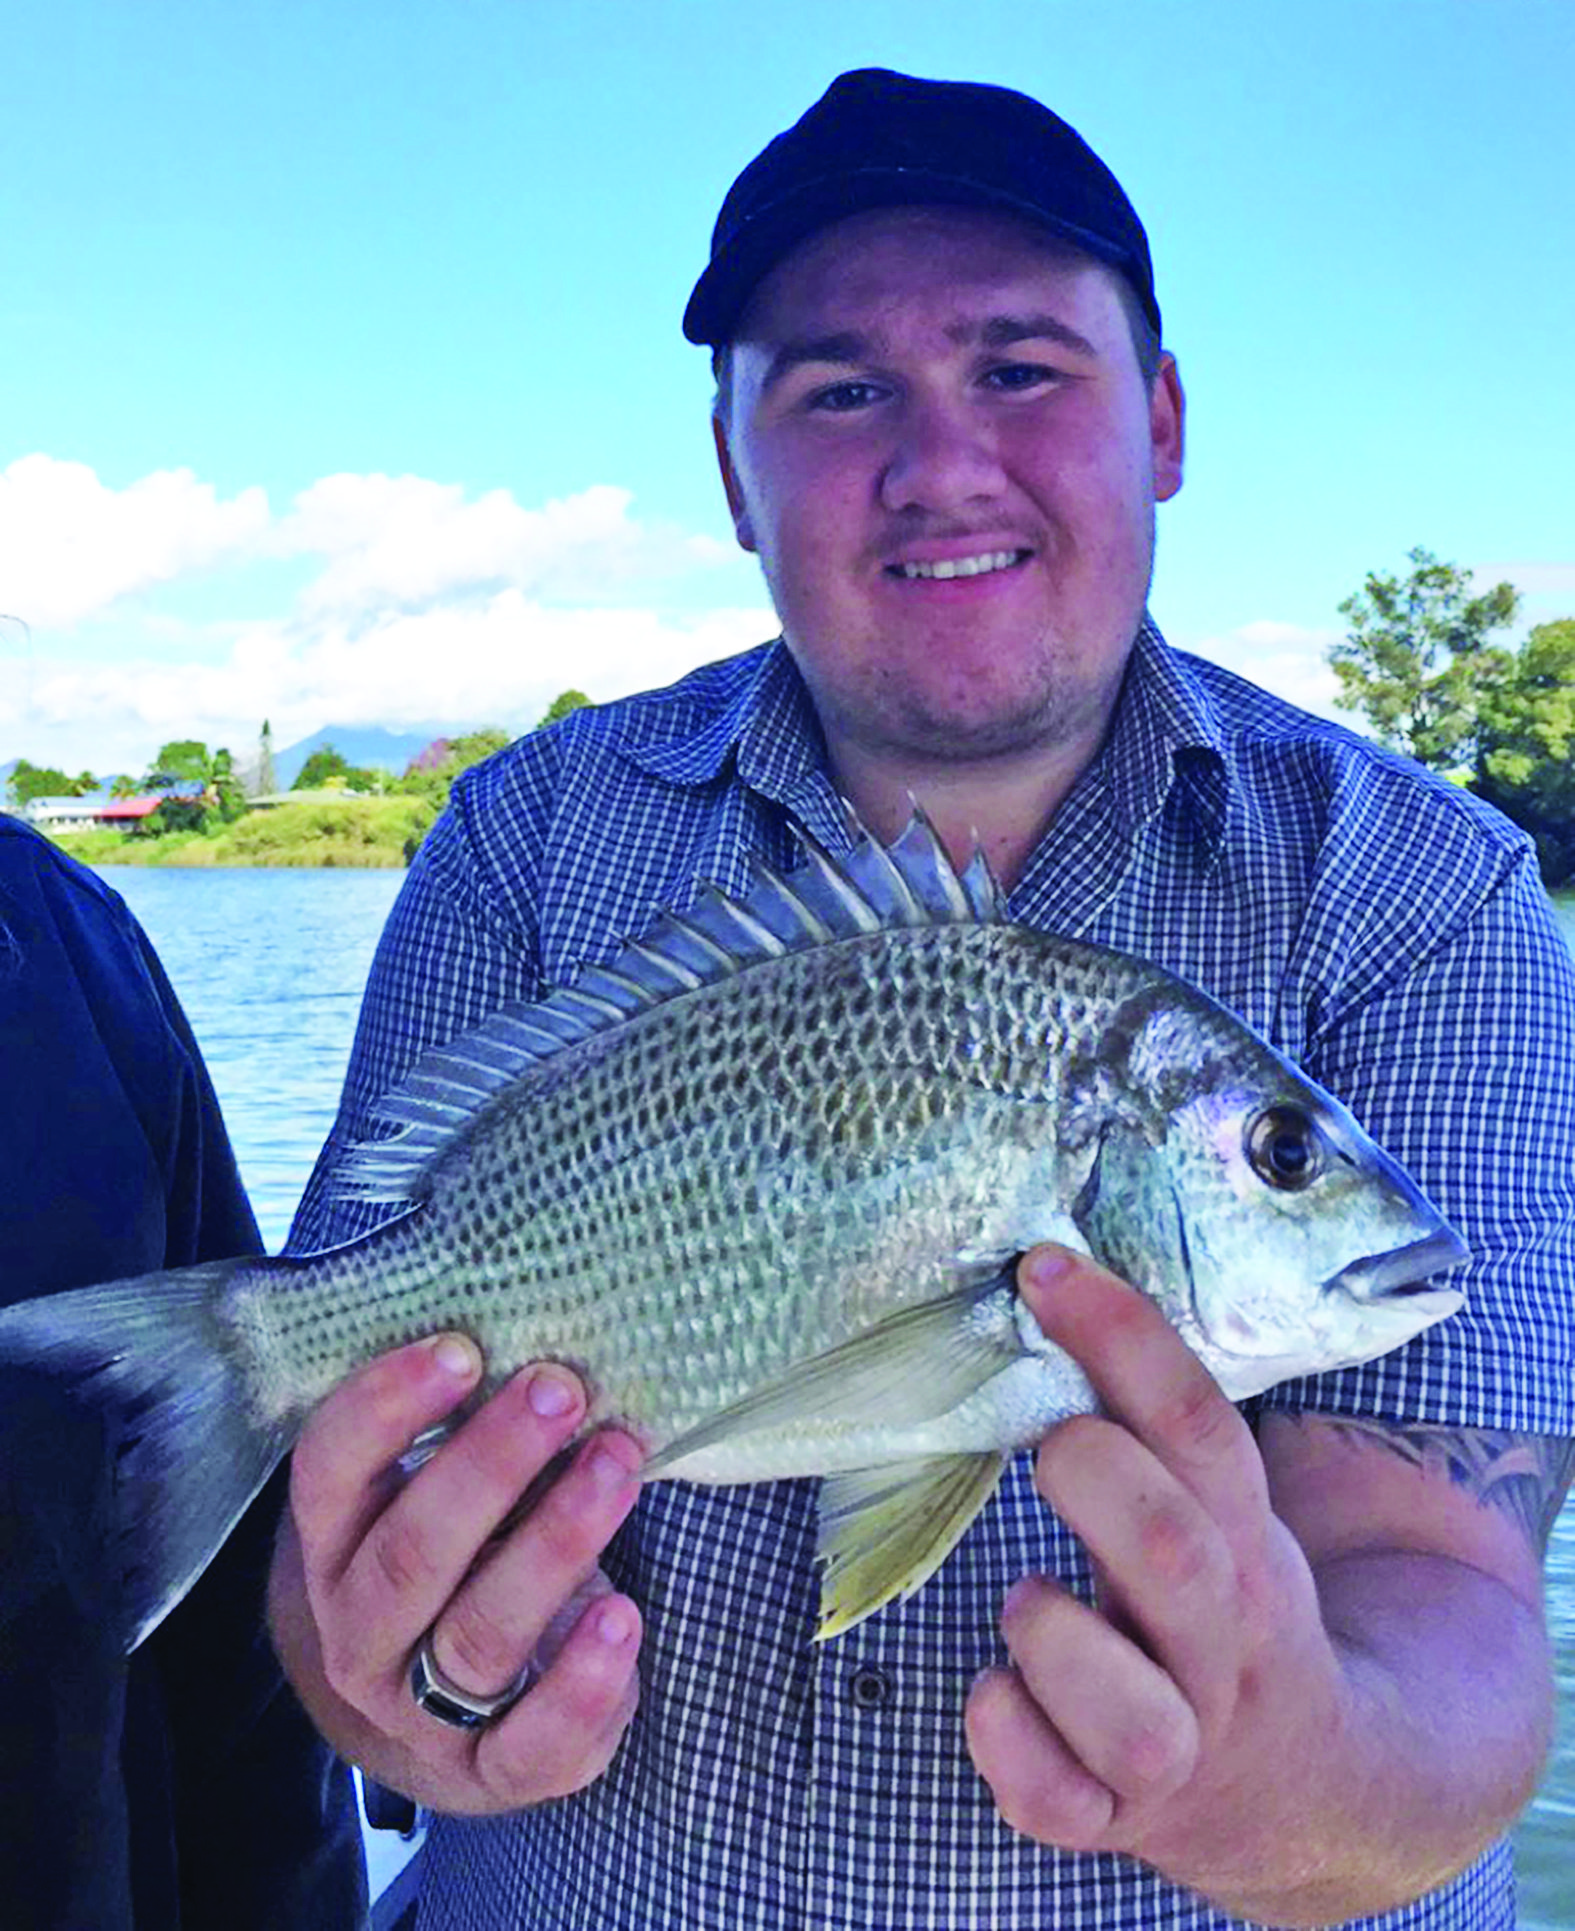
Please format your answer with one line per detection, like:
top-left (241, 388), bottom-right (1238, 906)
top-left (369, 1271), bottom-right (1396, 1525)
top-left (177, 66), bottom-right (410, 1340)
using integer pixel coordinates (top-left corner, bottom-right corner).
top-left (272, 725), bottom-right (463, 790)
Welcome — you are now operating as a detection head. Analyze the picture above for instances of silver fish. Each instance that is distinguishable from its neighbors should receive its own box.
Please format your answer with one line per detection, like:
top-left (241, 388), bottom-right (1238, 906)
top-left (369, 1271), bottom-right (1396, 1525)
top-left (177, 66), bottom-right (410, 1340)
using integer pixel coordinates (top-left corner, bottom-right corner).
top-left (0, 814), bottom-right (1466, 1649)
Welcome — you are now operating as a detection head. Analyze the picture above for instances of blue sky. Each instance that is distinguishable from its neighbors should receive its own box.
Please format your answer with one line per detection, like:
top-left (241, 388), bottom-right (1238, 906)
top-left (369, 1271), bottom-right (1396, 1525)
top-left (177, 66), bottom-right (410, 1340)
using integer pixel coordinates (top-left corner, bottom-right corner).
top-left (3, 0), bottom-right (1571, 774)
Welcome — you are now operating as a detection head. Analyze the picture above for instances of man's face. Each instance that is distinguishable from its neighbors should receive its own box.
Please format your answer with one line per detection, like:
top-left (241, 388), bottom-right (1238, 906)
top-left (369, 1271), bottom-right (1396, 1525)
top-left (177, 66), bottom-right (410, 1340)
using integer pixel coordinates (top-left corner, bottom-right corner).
top-left (715, 206), bottom-right (1184, 775)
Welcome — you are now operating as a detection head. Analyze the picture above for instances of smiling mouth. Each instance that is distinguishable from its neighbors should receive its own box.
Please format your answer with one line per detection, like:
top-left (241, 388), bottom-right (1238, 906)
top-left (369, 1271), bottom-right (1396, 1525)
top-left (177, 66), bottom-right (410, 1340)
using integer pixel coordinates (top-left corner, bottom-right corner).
top-left (888, 549), bottom-right (1030, 582)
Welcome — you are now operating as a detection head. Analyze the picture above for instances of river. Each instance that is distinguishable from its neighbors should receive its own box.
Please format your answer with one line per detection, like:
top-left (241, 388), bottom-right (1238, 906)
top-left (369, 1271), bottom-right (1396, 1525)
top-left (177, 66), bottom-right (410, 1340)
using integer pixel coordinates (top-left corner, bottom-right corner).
top-left (94, 863), bottom-right (1575, 1926)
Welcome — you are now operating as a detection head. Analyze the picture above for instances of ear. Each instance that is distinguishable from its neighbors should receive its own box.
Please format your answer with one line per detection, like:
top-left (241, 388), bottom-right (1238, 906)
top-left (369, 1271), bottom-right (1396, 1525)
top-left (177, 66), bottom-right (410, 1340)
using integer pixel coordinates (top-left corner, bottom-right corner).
top-left (712, 414), bottom-right (757, 553)
top-left (1149, 352), bottom-right (1185, 504)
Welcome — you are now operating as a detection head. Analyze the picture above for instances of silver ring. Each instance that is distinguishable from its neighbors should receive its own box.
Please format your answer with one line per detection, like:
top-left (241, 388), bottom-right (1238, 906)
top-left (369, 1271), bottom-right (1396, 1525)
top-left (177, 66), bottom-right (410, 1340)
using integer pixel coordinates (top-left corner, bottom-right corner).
top-left (409, 1632), bottom-right (537, 1731)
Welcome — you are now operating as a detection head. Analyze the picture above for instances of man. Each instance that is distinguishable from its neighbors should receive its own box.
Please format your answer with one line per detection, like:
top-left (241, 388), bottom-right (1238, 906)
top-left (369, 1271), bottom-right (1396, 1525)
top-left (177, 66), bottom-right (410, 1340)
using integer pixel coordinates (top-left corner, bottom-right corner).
top-left (272, 71), bottom-right (1575, 1927)
top-left (0, 814), bottom-right (367, 1928)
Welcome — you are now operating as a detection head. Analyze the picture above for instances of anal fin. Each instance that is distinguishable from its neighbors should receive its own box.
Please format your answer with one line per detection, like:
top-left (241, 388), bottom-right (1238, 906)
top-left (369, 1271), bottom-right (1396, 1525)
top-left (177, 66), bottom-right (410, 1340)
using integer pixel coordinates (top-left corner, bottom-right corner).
top-left (814, 1451), bottom-right (1007, 1642)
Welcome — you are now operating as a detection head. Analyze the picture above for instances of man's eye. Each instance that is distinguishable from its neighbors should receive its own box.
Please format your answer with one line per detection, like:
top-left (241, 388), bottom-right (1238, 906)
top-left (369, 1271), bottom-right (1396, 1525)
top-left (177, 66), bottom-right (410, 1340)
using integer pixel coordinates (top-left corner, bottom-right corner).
top-left (983, 362), bottom-right (1060, 393)
top-left (806, 380), bottom-right (881, 413)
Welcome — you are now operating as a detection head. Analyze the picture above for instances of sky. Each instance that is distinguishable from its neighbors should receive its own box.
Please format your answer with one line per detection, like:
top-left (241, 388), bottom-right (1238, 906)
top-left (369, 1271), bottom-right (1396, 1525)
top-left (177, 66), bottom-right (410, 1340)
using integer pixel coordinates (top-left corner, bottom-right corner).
top-left (4, 0), bottom-right (1572, 776)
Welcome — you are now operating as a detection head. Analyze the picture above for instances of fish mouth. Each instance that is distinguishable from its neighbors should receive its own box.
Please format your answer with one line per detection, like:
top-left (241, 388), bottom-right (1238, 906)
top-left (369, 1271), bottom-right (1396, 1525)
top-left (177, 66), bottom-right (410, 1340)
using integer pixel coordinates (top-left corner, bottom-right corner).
top-left (1324, 1226), bottom-right (1469, 1304)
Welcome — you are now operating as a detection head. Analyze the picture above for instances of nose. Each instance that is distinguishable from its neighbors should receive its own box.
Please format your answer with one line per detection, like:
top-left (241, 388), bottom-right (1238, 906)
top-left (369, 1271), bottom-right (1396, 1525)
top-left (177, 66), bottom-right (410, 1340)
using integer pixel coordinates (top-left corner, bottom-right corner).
top-left (878, 395), bottom-right (1007, 516)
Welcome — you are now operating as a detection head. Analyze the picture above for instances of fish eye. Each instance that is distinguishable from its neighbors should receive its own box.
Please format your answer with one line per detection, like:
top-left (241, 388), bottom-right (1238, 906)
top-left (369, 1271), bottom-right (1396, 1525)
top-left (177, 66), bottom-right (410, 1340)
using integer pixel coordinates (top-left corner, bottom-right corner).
top-left (1246, 1106), bottom-right (1326, 1191)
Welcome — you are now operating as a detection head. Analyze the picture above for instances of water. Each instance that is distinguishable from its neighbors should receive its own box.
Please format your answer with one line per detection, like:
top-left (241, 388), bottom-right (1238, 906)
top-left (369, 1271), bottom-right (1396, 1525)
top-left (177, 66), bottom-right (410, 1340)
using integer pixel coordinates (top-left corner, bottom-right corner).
top-left (93, 865), bottom-right (1575, 1924)
top-left (97, 865), bottom-right (406, 1249)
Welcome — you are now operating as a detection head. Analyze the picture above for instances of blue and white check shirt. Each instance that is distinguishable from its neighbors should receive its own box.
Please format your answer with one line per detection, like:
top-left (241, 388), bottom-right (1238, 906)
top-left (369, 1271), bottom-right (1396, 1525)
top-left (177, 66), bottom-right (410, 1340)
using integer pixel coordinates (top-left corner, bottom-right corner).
top-left (292, 622), bottom-right (1575, 1930)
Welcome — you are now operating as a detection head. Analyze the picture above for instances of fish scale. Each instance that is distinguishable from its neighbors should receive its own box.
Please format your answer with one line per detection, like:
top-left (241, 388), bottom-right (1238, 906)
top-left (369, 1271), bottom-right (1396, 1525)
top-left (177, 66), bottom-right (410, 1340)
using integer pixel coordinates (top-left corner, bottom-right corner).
top-left (0, 812), bottom-right (1466, 1650)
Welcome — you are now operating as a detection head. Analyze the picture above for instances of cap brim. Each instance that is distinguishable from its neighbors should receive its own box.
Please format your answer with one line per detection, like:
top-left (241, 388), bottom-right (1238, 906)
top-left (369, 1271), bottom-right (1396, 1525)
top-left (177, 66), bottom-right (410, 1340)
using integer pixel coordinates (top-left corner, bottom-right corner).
top-left (683, 166), bottom-right (1143, 346)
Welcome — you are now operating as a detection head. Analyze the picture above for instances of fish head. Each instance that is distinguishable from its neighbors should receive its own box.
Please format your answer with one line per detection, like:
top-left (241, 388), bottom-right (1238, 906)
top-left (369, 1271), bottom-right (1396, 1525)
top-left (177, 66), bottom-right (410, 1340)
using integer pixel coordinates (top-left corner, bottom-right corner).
top-left (1156, 1075), bottom-right (1466, 1398)
top-left (1072, 1007), bottom-right (1466, 1402)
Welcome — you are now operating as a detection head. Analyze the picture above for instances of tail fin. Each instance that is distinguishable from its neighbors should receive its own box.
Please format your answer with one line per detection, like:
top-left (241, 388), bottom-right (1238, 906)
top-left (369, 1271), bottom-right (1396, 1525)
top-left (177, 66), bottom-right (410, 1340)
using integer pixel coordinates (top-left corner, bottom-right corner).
top-left (0, 1261), bottom-right (292, 1652)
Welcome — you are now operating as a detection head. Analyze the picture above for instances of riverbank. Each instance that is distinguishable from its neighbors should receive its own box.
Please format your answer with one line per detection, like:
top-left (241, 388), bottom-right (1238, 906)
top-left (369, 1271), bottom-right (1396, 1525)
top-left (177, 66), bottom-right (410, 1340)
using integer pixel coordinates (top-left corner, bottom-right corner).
top-left (47, 794), bottom-right (433, 867)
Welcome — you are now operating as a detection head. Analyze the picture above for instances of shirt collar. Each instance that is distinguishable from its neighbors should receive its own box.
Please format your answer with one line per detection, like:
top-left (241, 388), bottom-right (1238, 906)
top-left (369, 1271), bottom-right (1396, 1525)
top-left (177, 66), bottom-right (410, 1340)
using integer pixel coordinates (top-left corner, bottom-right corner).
top-left (610, 621), bottom-right (1231, 857)
top-left (1098, 617), bottom-right (1230, 855)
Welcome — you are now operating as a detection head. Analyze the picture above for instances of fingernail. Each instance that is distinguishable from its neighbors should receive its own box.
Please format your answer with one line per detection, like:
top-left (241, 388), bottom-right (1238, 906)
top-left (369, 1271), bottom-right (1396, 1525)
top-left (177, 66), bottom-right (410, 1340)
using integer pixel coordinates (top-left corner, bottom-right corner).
top-left (527, 1367), bottom-right (577, 1419)
top-left (1001, 1576), bottom-right (1035, 1621)
top-left (1022, 1244), bottom-right (1076, 1289)
top-left (594, 1599), bottom-right (637, 1647)
top-left (429, 1334), bottom-right (482, 1381)
top-left (585, 1436), bottom-right (641, 1496)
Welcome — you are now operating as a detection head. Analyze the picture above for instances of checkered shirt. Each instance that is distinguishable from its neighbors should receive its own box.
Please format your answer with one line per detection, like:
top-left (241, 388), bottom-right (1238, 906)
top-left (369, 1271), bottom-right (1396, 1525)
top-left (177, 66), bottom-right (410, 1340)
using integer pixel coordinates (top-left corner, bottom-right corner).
top-left (291, 622), bottom-right (1575, 1930)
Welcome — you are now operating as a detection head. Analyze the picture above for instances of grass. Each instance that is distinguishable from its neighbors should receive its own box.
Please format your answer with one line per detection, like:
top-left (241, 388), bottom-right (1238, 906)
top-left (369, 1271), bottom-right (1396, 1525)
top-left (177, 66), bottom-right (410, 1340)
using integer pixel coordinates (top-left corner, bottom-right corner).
top-left (49, 795), bottom-right (438, 868)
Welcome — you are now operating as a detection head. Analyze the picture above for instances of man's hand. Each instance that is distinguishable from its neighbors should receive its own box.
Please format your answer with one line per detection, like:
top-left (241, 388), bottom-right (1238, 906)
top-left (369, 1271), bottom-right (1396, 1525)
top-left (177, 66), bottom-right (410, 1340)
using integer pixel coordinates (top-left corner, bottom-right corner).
top-left (267, 1335), bottom-right (644, 1815)
top-left (965, 1246), bottom-right (1554, 1927)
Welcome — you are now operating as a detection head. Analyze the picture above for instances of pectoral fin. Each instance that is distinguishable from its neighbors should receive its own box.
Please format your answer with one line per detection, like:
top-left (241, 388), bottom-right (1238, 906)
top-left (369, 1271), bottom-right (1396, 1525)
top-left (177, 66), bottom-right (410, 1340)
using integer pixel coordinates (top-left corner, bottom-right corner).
top-left (814, 1451), bottom-right (1008, 1641)
top-left (645, 1280), bottom-right (1022, 1480)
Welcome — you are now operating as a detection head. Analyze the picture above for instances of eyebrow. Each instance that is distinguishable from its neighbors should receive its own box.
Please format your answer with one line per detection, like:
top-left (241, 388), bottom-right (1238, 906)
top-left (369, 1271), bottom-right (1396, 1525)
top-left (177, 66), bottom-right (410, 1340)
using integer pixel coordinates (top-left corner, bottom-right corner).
top-left (759, 332), bottom-right (873, 394)
top-left (757, 313), bottom-right (1101, 394)
top-left (967, 313), bottom-right (1100, 358)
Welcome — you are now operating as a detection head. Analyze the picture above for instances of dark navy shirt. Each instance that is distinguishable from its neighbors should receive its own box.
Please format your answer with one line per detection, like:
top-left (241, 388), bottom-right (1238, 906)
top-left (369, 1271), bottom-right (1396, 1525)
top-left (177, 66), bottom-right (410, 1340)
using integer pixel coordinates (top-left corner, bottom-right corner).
top-left (293, 625), bottom-right (1575, 1930)
top-left (0, 817), bottom-right (367, 1930)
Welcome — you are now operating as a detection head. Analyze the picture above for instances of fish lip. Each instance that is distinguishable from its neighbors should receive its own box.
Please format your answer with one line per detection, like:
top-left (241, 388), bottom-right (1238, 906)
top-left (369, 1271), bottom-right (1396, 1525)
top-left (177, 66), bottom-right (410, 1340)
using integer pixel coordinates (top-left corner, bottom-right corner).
top-left (1324, 1226), bottom-right (1469, 1302)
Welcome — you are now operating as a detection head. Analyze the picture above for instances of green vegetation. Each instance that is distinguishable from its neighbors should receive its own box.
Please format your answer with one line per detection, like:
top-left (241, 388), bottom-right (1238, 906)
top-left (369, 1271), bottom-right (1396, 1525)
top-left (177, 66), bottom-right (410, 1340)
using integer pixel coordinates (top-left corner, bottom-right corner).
top-left (25, 690), bottom-right (595, 869)
top-left (1473, 618), bottom-right (1575, 887)
top-left (292, 743), bottom-right (384, 793)
top-left (1331, 550), bottom-right (1575, 885)
top-left (538, 689), bottom-right (592, 727)
top-left (56, 795), bottom-right (438, 868)
top-left (8, 760), bottom-right (97, 804)
top-left (1333, 548), bottom-right (1520, 769)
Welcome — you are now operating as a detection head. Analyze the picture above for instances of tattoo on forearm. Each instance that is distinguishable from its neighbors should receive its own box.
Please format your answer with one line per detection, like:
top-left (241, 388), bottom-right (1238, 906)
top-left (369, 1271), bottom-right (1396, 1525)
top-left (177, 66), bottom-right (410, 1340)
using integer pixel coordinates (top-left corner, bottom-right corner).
top-left (1303, 1418), bottom-right (1575, 1556)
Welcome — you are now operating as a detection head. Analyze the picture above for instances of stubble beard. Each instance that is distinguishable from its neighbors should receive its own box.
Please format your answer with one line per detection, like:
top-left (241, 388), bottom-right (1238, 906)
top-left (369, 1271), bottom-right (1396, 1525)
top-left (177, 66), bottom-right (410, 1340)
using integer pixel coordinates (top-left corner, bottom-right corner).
top-left (791, 619), bottom-right (1141, 777)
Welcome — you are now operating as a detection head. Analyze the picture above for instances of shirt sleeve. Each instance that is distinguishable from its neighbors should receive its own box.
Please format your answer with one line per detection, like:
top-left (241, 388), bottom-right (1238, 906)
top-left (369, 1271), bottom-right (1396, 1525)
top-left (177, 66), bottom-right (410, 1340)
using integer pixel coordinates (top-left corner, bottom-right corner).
top-left (288, 767), bottom-right (547, 1258)
top-left (1263, 847), bottom-right (1575, 1435)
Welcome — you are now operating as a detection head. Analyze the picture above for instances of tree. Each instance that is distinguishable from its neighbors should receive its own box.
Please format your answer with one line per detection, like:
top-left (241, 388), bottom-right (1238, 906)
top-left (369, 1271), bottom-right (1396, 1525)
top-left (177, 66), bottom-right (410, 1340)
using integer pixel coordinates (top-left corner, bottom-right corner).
top-left (1473, 618), bottom-right (1575, 886)
top-left (398, 729), bottom-right (511, 797)
top-left (211, 747), bottom-right (248, 822)
top-left (538, 689), bottom-right (592, 727)
top-left (293, 744), bottom-right (381, 792)
top-left (394, 730), bottom-right (512, 855)
top-left (293, 744), bottom-right (352, 790)
top-left (6, 760), bottom-right (85, 805)
top-left (146, 739), bottom-right (215, 787)
top-left (1331, 548), bottom-right (1519, 769)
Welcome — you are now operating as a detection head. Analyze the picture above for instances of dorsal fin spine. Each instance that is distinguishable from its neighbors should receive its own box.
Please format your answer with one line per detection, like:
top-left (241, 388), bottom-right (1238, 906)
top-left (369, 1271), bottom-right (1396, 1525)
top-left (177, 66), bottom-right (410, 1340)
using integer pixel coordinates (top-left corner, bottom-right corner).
top-left (329, 813), bottom-right (1003, 1206)
top-left (624, 937), bottom-right (704, 992)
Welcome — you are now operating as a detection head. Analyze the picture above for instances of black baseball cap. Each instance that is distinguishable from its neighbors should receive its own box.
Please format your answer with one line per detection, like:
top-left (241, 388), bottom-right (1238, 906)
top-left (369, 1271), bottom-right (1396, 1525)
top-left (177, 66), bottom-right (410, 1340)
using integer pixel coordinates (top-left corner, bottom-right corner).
top-left (683, 68), bottom-right (1159, 348)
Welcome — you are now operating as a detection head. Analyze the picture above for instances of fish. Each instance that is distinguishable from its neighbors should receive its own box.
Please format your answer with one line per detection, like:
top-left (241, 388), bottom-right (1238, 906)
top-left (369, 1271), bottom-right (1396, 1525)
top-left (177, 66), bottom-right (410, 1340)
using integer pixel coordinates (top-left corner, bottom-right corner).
top-left (0, 812), bottom-right (1467, 1652)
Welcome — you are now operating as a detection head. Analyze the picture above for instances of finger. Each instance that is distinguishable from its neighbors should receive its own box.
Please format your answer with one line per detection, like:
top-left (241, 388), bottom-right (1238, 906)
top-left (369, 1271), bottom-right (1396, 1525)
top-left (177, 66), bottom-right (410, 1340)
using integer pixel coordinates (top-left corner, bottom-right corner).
top-left (998, 1574), bottom-right (1199, 1808)
top-left (332, 1363), bottom-right (597, 1686)
top-left (476, 1592), bottom-right (644, 1805)
top-left (1034, 1414), bottom-right (1242, 1705)
top-left (1019, 1245), bottom-right (1267, 1522)
top-left (428, 1427), bottom-right (643, 1700)
top-left (290, 1333), bottom-right (486, 1585)
top-left (965, 1664), bottom-right (1116, 1850)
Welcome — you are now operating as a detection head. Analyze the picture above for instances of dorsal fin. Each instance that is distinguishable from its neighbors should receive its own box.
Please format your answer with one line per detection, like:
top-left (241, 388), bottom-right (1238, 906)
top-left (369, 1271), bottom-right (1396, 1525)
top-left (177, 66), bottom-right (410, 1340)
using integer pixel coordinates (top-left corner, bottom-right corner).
top-left (328, 808), bottom-right (1004, 1205)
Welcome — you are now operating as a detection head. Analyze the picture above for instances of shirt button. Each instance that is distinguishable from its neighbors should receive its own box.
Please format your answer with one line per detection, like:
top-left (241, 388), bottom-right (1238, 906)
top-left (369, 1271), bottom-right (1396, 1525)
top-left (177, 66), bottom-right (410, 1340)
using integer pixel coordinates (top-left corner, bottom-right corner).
top-left (848, 1665), bottom-right (894, 1711)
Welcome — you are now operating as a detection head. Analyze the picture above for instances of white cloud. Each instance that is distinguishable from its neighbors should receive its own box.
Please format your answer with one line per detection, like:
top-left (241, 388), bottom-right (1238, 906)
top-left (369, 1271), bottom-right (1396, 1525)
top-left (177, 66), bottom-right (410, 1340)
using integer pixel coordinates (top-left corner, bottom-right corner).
top-left (1188, 618), bottom-right (1350, 721)
top-left (0, 455), bottom-right (270, 629)
top-left (277, 474), bottom-right (735, 614)
top-left (0, 458), bottom-right (768, 774)
top-left (14, 595), bottom-right (775, 775)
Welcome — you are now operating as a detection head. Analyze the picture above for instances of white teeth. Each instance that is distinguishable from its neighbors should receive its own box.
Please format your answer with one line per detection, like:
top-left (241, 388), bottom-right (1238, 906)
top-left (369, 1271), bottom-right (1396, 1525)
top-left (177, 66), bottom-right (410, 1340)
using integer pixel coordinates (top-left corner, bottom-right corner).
top-left (897, 550), bottom-right (1022, 581)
